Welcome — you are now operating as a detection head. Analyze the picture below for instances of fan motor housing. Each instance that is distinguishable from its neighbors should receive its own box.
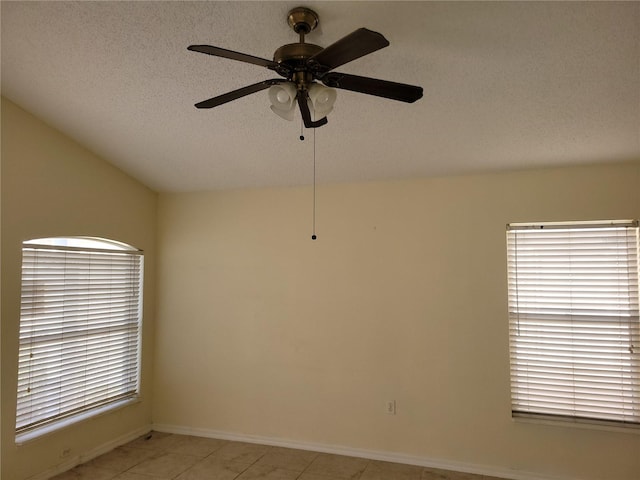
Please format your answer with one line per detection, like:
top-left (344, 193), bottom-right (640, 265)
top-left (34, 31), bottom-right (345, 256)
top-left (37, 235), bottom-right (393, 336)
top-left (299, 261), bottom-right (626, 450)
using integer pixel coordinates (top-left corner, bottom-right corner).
top-left (273, 43), bottom-right (323, 70)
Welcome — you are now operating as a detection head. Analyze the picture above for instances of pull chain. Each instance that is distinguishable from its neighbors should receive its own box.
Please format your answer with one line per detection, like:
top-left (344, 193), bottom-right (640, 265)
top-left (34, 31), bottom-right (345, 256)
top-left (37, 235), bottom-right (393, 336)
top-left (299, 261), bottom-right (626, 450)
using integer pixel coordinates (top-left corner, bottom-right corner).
top-left (299, 100), bottom-right (317, 240)
top-left (311, 126), bottom-right (317, 240)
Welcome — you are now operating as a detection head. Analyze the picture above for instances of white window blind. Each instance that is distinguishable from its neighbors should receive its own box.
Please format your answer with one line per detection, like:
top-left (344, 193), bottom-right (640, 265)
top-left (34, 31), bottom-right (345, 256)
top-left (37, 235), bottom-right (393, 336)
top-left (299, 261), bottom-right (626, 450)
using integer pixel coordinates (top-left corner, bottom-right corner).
top-left (507, 221), bottom-right (640, 426)
top-left (16, 238), bottom-right (143, 436)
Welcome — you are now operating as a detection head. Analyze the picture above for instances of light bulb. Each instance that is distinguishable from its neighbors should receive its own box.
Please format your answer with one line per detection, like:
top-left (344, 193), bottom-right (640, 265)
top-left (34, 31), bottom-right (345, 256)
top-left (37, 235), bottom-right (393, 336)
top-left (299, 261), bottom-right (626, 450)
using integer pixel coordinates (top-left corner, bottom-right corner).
top-left (276, 90), bottom-right (290, 104)
top-left (317, 92), bottom-right (330, 104)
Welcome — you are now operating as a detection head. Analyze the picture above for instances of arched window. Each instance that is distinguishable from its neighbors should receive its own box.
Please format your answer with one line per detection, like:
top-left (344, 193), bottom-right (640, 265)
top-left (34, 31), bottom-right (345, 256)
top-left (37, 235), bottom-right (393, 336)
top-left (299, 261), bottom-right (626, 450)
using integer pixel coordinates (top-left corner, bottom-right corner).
top-left (16, 237), bottom-right (143, 440)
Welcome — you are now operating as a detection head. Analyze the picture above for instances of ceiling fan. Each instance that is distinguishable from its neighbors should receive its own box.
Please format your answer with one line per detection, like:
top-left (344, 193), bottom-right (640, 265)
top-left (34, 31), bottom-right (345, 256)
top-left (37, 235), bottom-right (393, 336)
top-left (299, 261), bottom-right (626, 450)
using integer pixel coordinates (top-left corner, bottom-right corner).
top-left (188, 7), bottom-right (423, 128)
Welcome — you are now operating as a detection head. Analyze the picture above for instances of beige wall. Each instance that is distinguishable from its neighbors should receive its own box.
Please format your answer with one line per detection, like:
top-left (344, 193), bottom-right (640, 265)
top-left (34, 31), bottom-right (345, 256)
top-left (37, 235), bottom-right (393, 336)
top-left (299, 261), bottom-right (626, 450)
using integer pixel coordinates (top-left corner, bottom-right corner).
top-left (155, 162), bottom-right (640, 480)
top-left (1, 97), bottom-right (157, 480)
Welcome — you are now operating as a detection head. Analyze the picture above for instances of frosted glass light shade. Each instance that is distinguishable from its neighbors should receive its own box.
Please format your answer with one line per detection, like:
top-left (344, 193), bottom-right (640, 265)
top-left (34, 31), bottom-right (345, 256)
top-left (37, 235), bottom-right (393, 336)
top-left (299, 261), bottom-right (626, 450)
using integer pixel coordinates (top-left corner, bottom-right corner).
top-left (268, 83), bottom-right (297, 121)
top-left (308, 83), bottom-right (337, 118)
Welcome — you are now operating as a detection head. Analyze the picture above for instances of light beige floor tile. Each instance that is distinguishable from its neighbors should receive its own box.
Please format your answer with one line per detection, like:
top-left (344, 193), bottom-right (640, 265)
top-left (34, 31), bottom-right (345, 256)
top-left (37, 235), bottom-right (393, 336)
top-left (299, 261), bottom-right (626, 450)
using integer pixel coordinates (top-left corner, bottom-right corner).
top-left (208, 441), bottom-right (271, 464)
top-left (361, 460), bottom-right (422, 480)
top-left (254, 446), bottom-right (319, 472)
top-left (297, 473), bottom-right (350, 480)
top-left (113, 473), bottom-right (163, 480)
top-left (305, 453), bottom-right (369, 479)
top-left (128, 452), bottom-right (201, 479)
top-left (158, 434), bottom-right (228, 457)
top-left (50, 464), bottom-right (119, 480)
top-left (85, 446), bottom-right (157, 473)
top-left (175, 456), bottom-right (251, 480)
top-left (422, 467), bottom-right (483, 480)
top-left (236, 463), bottom-right (300, 480)
top-left (125, 431), bottom-right (174, 451)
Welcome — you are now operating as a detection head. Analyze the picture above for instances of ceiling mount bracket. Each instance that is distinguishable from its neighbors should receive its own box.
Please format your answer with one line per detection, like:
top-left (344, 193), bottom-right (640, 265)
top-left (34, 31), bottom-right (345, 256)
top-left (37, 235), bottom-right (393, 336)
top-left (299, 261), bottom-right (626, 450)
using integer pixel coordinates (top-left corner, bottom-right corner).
top-left (287, 7), bottom-right (319, 38)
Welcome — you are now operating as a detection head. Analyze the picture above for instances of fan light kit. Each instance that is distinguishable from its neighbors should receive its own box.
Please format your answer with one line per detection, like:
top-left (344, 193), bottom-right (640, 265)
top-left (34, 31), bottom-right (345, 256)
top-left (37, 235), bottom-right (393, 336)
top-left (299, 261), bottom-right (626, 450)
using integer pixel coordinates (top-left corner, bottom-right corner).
top-left (188, 7), bottom-right (423, 128)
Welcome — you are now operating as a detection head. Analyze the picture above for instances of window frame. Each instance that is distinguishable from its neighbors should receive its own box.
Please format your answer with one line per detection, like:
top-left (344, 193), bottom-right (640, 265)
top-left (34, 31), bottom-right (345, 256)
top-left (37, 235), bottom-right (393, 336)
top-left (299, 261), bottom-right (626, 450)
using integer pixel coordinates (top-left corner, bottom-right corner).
top-left (506, 220), bottom-right (640, 429)
top-left (15, 237), bottom-right (144, 442)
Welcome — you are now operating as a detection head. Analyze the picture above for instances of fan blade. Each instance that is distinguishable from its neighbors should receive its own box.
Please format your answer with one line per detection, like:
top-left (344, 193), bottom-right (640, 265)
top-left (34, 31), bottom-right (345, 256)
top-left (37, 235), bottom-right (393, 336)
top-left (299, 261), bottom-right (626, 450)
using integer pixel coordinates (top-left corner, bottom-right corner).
top-left (297, 94), bottom-right (328, 128)
top-left (322, 72), bottom-right (423, 103)
top-left (195, 79), bottom-right (286, 109)
top-left (188, 45), bottom-right (279, 70)
top-left (307, 28), bottom-right (389, 73)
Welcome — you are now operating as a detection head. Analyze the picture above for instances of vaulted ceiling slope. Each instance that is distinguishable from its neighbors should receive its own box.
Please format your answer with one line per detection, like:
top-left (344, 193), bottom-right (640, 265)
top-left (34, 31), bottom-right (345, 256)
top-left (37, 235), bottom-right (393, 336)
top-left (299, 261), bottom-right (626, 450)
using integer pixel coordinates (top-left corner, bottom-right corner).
top-left (2, 1), bottom-right (639, 192)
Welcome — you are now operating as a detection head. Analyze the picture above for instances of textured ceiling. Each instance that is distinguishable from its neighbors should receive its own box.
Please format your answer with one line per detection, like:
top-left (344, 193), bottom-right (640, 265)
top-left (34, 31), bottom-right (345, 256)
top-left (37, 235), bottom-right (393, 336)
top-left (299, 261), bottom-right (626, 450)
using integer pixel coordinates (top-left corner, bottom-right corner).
top-left (2, 1), bottom-right (639, 192)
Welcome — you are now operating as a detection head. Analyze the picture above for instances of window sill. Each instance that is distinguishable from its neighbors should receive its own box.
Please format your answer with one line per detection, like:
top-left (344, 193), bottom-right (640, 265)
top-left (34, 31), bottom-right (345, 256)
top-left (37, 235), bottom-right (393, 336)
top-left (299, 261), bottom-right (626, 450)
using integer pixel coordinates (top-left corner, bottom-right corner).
top-left (512, 413), bottom-right (640, 436)
top-left (16, 396), bottom-right (141, 445)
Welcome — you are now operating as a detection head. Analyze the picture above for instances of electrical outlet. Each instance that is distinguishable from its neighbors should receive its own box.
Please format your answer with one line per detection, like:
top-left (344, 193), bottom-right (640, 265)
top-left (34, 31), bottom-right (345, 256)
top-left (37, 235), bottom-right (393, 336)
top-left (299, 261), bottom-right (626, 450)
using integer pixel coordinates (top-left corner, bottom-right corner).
top-left (385, 400), bottom-right (396, 415)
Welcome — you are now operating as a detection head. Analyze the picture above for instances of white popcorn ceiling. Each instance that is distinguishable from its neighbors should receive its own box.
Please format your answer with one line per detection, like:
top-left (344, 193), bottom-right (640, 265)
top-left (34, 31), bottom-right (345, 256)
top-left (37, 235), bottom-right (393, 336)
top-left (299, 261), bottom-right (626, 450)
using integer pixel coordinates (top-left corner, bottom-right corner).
top-left (1, 1), bottom-right (638, 192)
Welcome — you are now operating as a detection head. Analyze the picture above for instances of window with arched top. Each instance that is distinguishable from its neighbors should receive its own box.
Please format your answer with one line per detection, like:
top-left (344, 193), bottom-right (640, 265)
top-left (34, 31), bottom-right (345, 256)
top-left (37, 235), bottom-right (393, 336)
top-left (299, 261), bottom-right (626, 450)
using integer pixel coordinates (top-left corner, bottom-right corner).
top-left (16, 237), bottom-right (143, 441)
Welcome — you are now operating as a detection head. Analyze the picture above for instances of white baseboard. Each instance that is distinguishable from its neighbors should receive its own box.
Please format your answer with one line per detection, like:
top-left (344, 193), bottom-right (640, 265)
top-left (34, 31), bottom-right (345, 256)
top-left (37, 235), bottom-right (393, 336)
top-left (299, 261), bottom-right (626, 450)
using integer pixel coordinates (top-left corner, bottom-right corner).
top-left (27, 424), bottom-right (151, 480)
top-left (151, 423), bottom-right (570, 480)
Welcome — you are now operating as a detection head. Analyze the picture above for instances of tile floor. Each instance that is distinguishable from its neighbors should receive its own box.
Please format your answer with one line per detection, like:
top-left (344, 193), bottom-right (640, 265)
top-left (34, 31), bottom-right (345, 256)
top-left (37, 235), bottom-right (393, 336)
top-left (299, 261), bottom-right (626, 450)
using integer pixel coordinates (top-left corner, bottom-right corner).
top-left (51, 431), bottom-right (509, 480)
